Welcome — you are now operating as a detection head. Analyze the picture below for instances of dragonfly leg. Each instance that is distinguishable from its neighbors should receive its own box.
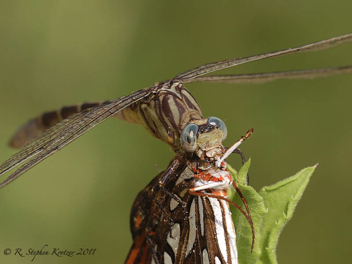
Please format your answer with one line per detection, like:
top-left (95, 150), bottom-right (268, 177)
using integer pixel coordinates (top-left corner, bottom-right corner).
top-left (150, 192), bottom-right (174, 225)
top-left (231, 148), bottom-right (250, 185)
top-left (230, 148), bottom-right (246, 164)
top-left (160, 186), bottom-right (187, 208)
top-left (155, 155), bottom-right (188, 208)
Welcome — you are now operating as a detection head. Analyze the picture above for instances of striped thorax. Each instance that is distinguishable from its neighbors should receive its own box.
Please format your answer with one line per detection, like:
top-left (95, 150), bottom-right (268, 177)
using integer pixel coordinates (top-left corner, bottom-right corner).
top-left (116, 80), bottom-right (229, 163)
top-left (115, 81), bottom-right (203, 151)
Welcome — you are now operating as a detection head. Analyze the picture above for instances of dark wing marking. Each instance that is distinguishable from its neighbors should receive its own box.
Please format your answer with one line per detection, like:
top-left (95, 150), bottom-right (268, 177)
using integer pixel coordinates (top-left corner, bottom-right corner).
top-left (184, 65), bottom-right (352, 84)
top-left (176, 33), bottom-right (352, 81)
top-left (126, 153), bottom-right (241, 264)
top-left (126, 157), bottom-right (188, 264)
top-left (201, 196), bottom-right (235, 264)
top-left (0, 87), bottom-right (153, 189)
top-left (155, 172), bottom-right (236, 264)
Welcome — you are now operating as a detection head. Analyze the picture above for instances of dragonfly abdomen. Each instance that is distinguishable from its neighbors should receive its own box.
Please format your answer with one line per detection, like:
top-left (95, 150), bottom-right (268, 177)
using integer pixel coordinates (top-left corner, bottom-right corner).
top-left (8, 82), bottom-right (203, 151)
top-left (9, 101), bottom-right (110, 148)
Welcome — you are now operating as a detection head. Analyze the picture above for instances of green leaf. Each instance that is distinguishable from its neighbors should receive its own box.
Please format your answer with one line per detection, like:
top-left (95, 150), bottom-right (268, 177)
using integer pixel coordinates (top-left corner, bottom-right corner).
top-left (228, 161), bottom-right (316, 264)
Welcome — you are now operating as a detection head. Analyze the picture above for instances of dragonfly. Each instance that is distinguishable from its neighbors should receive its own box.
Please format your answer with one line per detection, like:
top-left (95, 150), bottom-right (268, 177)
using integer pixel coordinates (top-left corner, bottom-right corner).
top-left (0, 33), bottom-right (351, 263)
top-left (0, 33), bottom-right (351, 189)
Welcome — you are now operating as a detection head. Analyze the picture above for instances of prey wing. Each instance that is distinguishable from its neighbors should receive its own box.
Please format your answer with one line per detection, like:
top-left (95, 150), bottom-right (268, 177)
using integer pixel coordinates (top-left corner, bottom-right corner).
top-left (155, 167), bottom-right (238, 264)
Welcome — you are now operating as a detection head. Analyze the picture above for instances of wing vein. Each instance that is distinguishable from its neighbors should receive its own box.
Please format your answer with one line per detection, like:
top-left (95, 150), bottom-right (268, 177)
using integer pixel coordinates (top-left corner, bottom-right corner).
top-left (176, 33), bottom-right (352, 81)
top-left (0, 88), bottom-right (152, 188)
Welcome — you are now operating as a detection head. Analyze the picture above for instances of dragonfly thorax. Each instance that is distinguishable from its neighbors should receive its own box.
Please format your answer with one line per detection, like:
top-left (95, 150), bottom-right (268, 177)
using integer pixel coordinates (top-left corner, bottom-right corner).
top-left (115, 80), bottom-right (230, 161)
top-left (115, 81), bottom-right (203, 151)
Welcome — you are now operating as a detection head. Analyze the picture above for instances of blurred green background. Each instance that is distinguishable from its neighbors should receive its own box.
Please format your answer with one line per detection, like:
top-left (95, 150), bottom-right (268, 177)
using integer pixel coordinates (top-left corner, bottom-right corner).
top-left (0, 1), bottom-right (351, 263)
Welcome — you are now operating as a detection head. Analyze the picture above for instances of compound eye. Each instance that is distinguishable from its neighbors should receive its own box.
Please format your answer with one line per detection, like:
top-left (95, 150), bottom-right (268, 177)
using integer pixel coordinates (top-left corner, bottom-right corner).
top-left (180, 123), bottom-right (199, 152)
top-left (207, 117), bottom-right (228, 140)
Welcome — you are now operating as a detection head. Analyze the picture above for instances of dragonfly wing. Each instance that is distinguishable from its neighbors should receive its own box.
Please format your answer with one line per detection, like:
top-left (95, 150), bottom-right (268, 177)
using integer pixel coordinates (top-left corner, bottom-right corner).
top-left (184, 65), bottom-right (352, 84)
top-left (0, 87), bottom-right (153, 189)
top-left (176, 33), bottom-right (352, 81)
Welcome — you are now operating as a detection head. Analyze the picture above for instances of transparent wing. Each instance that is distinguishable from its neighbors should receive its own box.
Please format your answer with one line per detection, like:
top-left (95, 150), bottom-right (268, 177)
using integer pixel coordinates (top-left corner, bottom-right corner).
top-left (0, 87), bottom-right (152, 189)
top-left (183, 65), bottom-right (352, 84)
top-left (176, 33), bottom-right (352, 81)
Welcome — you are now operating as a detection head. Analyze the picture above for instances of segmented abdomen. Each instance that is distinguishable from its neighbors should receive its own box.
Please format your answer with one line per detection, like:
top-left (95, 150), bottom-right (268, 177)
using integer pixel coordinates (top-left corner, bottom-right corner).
top-left (9, 81), bottom-right (203, 151)
top-left (9, 101), bottom-right (110, 148)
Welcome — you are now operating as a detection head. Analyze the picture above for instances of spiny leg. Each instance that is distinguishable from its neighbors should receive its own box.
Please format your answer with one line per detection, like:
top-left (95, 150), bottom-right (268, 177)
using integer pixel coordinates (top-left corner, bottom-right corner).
top-left (230, 148), bottom-right (250, 185)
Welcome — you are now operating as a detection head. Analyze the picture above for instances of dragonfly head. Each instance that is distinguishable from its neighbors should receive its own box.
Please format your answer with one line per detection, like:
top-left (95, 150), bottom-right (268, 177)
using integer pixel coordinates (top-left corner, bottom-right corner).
top-left (180, 117), bottom-right (227, 161)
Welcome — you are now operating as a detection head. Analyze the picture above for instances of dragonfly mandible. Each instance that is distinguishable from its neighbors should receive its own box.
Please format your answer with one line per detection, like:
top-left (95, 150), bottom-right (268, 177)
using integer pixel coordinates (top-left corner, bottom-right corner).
top-left (0, 33), bottom-right (351, 189)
